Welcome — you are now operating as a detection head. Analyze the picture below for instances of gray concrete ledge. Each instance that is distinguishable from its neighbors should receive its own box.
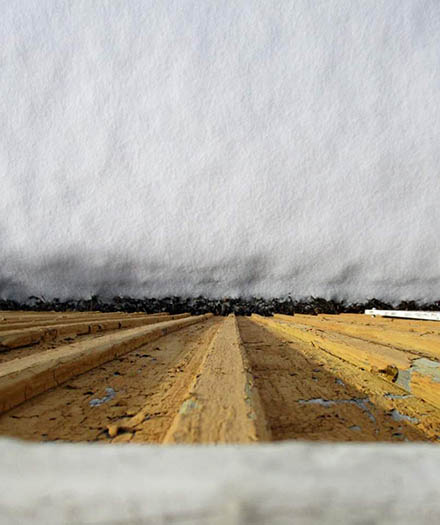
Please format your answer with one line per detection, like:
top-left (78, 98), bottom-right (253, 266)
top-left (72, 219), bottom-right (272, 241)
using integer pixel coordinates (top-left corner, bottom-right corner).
top-left (1, 439), bottom-right (440, 524)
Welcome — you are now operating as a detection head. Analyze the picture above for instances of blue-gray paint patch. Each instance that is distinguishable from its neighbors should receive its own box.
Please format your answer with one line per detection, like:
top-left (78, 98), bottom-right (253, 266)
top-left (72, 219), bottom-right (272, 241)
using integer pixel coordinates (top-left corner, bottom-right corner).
top-left (298, 397), bottom-right (376, 422)
top-left (89, 387), bottom-right (116, 407)
top-left (390, 409), bottom-right (419, 424)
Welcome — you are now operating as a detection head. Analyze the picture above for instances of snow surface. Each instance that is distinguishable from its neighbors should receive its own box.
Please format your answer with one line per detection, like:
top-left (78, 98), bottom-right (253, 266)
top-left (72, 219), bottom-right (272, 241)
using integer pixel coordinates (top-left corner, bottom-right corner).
top-left (1, 0), bottom-right (440, 301)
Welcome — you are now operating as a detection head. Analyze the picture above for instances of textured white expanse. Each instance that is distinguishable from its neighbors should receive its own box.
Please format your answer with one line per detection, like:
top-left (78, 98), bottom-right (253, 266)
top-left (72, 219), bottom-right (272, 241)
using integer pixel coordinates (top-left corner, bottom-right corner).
top-left (1, 1), bottom-right (440, 301)
top-left (1, 438), bottom-right (440, 524)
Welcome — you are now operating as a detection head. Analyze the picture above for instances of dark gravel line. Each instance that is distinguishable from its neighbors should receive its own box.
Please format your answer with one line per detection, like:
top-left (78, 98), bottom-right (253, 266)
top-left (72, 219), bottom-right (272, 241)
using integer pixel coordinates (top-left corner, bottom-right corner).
top-left (1, 296), bottom-right (439, 317)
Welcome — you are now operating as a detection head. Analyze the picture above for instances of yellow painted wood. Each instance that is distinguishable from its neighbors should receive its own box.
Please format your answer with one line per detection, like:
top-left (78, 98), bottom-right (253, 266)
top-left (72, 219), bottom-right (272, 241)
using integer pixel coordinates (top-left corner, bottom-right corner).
top-left (275, 314), bottom-right (440, 361)
top-left (0, 314), bottom-right (190, 350)
top-left (0, 314), bottom-right (212, 415)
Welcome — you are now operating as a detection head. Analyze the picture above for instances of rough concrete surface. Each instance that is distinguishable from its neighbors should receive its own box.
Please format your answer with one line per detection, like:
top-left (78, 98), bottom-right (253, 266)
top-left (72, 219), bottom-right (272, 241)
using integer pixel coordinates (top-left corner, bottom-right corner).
top-left (1, 439), bottom-right (440, 524)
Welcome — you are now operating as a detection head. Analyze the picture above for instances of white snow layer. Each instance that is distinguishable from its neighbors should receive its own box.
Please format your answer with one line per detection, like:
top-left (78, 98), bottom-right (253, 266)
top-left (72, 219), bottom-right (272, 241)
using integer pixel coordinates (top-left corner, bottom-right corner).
top-left (1, 0), bottom-right (439, 301)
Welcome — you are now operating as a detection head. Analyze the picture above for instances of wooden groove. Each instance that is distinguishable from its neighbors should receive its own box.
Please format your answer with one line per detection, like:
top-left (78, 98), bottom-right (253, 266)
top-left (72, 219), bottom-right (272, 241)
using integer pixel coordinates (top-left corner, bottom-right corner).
top-left (275, 314), bottom-right (440, 361)
top-left (0, 314), bottom-right (212, 415)
top-left (162, 315), bottom-right (270, 444)
top-left (255, 315), bottom-right (440, 412)
top-left (0, 314), bottom-right (190, 351)
top-left (326, 313), bottom-right (440, 334)
top-left (0, 312), bottom-right (168, 328)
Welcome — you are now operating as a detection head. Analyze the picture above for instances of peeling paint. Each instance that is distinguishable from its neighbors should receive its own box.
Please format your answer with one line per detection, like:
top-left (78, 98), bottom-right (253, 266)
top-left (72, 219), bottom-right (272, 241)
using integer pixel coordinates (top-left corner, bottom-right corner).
top-left (179, 398), bottom-right (198, 415)
top-left (395, 368), bottom-right (412, 392)
top-left (298, 397), bottom-right (376, 422)
top-left (384, 393), bottom-right (412, 400)
top-left (412, 358), bottom-right (440, 384)
top-left (89, 387), bottom-right (116, 407)
top-left (298, 398), bottom-right (336, 408)
top-left (390, 409), bottom-right (419, 424)
top-left (395, 357), bottom-right (440, 394)
top-left (353, 399), bottom-right (376, 423)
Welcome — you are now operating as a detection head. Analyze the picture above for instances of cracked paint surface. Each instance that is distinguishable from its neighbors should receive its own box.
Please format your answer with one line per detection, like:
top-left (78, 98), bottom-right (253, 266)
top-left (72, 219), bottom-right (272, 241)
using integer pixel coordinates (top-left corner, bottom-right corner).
top-left (0, 312), bottom-right (440, 443)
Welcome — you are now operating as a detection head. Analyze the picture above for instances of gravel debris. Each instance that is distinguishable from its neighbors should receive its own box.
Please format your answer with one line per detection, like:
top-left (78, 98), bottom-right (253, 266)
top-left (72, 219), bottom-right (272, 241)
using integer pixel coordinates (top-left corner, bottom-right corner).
top-left (2, 296), bottom-right (440, 317)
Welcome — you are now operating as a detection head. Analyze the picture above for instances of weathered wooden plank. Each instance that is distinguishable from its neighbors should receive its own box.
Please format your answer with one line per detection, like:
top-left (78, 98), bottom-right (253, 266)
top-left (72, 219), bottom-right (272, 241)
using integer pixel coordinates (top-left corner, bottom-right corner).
top-left (0, 314), bottom-right (212, 415)
top-left (162, 315), bottom-right (270, 444)
top-left (0, 314), bottom-right (190, 350)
